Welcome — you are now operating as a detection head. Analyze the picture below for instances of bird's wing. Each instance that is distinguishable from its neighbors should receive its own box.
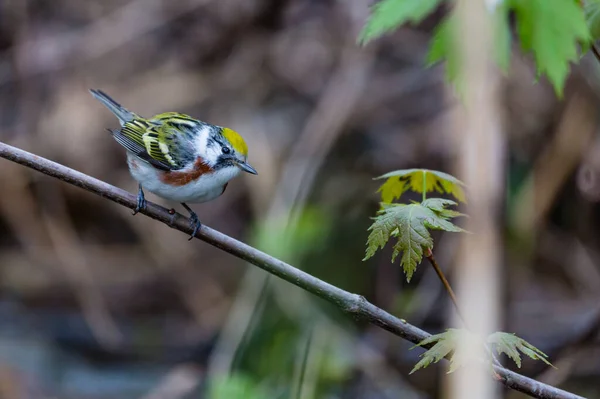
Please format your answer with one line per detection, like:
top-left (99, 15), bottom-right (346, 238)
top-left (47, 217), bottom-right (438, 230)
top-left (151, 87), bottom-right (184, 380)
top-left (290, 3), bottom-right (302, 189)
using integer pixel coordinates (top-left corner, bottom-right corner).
top-left (113, 113), bottom-right (199, 171)
top-left (145, 113), bottom-right (200, 169)
top-left (114, 119), bottom-right (175, 171)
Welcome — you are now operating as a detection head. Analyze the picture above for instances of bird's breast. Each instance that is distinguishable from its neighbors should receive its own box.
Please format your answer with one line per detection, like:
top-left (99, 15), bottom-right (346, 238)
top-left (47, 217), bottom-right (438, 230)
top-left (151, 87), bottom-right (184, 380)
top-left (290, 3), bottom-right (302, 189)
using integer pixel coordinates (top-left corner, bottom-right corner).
top-left (126, 152), bottom-right (240, 203)
top-left (159, 157), bottom-right (213, 187)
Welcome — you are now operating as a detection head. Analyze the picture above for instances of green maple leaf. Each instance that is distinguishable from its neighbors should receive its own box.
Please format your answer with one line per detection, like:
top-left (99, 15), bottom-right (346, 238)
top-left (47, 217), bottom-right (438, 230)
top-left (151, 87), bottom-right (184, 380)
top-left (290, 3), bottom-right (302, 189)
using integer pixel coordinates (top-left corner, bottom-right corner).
top-left (411, 330), bottom-right (554, 374)
top-left (427, 16), bottom-right (460, 86)
top-left (582, 0), bottom-right (600, 53)
top-left (426, 4), bottom-right (511, 93)
top-left (376, 169), bottom-right (466, 204)
top-left (358, 0), bottom-right (443, 44)
top-left (410, 329), bottom-right (483, 374)
top-left (509, 0), bottom-right (590, 96)
top-left (421, 198), bottom-right (465, 217)
top-left (487, 332), bottom-right (555, 368)
top-left (422, 198), bottom-right (468, 226)
top-left (585, 0), bottom-right (600, 39)
top-left (364, 201), bottom-right (464, 281)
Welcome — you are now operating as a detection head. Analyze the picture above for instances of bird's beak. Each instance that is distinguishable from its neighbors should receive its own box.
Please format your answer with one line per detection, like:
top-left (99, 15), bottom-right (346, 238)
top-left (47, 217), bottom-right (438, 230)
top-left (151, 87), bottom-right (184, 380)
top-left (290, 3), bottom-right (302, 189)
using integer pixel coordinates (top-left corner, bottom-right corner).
top-left (237, 161), bottom-right (258, 175)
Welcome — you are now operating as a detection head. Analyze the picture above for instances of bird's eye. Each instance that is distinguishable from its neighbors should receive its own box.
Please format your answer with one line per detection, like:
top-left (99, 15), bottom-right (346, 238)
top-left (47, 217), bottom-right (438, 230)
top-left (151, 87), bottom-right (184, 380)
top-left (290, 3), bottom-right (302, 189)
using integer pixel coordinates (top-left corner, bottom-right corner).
top-left (222, 146), bottom-right (231, 154)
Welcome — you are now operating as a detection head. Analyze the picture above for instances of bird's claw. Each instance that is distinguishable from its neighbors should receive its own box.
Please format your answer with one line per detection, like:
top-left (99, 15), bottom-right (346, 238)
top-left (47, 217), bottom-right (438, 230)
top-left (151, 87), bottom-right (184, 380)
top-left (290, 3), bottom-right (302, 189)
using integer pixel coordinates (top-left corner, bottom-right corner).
top-left (188, 212), bottom-right (201, 241)
top-left (133, 185), bottom-right (146, 215)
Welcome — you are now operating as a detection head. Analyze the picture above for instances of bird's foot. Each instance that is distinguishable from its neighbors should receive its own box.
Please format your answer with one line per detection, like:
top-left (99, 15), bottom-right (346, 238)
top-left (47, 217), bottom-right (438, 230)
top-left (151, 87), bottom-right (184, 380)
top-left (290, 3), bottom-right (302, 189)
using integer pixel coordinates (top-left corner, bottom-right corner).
top-left (187, 211), bottom-right (201, 240)
top-left (181, 203), bottom-right (201, 240)
top-left (133, 185), bottom-right (146, 215)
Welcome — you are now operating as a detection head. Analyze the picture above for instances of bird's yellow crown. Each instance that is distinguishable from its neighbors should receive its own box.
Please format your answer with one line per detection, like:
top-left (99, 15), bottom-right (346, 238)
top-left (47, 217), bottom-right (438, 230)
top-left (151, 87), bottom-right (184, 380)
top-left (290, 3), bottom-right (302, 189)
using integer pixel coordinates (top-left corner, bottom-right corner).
top-left (222, 127), bottom-right (248, 157)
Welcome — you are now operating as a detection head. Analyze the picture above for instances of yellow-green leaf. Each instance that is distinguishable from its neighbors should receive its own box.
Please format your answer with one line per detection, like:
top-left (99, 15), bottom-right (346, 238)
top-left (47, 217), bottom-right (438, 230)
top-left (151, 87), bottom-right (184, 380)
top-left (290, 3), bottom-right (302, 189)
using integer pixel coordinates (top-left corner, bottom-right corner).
top-left (487, 332), bottom-right (555, 369)
top-left (376, 169), bottom-right (466, 204)
top-left (378, 175), bottom-right (409, 204)
top-left (411, 329), bottom-right (483, 374)
top-left (364, 201), bottom-right (465, 281)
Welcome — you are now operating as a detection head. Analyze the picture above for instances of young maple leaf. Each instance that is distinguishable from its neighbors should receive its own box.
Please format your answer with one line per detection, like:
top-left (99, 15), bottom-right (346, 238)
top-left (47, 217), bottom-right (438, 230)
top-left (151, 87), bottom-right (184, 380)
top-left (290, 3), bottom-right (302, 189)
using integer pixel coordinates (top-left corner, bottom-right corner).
top-left (375, 169), bottom-right (466, 204)
top-left (421, 198), bottom-right (467, 219)
top-left (487, 332), bottom-right (555, 368)
top-left (509, 0), bottom-right (590, 96)
top-left (411, 330), bottom-right (555, 375)
top-left (581, 0), bottom-right (600, 53)
top-left (585, 0), bottom-right (600, 40)
top-left (358, 0), bottom-right (443, 44)
top-left (410, 329), bottom-right (484, 374)
top-left (427, 6), bottom-right (511, 92)
top-left (364, 202), bottom-right (464, 281)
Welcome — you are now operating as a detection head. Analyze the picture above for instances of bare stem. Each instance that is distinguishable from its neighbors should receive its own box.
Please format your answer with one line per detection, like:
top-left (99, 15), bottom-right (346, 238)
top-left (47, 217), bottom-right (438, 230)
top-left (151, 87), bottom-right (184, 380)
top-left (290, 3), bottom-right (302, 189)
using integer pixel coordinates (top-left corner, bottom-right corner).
top-left (426, 249), bottom-right (504, 369)
top-left (0, 141), bottom-right (584, 399)
top-left (425, 249), bottom-right (468, 327)
top-left (592, 43), bottom-right (600, 65)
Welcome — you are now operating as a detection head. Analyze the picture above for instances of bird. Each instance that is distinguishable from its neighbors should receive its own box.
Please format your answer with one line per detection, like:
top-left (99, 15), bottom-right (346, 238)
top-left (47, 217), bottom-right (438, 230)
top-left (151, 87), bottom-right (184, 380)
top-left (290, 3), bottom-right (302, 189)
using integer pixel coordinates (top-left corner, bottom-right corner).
top-left (89, 89), bottom-right (257, 240)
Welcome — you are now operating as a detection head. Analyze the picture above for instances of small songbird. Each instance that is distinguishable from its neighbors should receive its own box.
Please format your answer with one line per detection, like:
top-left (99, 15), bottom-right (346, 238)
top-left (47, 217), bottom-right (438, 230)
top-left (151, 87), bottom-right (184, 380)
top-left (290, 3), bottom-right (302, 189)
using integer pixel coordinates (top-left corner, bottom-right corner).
top-left (90, 89), bottom-right (257, 240)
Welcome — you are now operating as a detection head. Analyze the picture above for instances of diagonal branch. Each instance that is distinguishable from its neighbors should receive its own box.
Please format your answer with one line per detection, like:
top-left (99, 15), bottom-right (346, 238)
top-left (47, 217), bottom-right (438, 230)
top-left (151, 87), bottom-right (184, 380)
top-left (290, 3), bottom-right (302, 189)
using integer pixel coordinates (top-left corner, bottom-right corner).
top-left (0, 141), bottom-right (584, 399)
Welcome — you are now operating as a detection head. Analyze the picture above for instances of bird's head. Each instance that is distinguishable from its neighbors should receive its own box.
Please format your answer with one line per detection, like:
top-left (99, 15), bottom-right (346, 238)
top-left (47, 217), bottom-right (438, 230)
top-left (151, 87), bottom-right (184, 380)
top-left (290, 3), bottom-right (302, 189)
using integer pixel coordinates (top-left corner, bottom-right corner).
top-left (204, 126), bottom-right (257, 175)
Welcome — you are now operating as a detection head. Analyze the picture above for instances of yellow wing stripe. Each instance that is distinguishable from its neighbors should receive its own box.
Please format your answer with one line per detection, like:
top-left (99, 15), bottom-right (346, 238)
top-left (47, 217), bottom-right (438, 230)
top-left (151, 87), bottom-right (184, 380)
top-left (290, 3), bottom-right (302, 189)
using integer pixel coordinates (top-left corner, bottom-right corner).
top-left (151, 112), bottom-right (197, 127)
top-left (142, 133), bottom-right (178, 167)
top-left (158, 141), bottom-right (175, 164)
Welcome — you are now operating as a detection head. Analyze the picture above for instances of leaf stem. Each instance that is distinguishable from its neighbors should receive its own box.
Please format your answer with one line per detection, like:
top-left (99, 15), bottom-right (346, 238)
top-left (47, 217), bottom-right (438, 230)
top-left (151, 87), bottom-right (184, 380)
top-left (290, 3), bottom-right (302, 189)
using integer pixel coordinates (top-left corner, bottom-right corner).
top-left (592, 43), bottom-right (600, 65)
top-left (422, 170), bottom-right (426, 202)
top-left (425, 249), bottom-right (503, 369)
top-left (425, 249), bottom-right (467, 327)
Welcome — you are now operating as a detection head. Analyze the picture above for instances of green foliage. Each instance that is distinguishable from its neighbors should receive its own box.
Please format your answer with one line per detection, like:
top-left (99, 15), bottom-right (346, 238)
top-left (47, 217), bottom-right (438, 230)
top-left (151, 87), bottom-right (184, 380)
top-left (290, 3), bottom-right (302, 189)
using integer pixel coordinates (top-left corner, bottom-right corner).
top-left (208, 374), bottom-right (267, 399)
top-left (510, 0), bottom-right (590, 96)
top-left (376, 168), bottom-right (466, 204)
top-left (427, 5), bottom-right (511, 90)
top-left (358, 0), bottom-right (442, 44)
top-left (586, 0), bottom-right (600, 40)
top-left (487, 332), bottom-right (555, 368)
top-left (364, 199), bottom-right (464, 281)
top-left (427, 17), bottom-right (458, 84)
top-left (365, 169), bottom-right (466, 281)
top-left (360, 0), bottom-right (591, 97)
top-left (410, 330), bottom-right (555, 374)
top-left (252, 207), bottom-right (332, 262)
top-left (581, 0), bottom-right (600, 53)
top-left (410, 328), bottom-right (481, 374)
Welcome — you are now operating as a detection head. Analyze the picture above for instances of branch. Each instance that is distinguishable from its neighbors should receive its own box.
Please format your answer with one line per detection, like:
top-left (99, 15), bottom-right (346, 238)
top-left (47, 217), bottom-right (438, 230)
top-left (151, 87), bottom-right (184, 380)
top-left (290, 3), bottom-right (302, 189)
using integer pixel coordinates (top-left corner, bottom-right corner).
top-left (0, 141), bottom-right (584, 399)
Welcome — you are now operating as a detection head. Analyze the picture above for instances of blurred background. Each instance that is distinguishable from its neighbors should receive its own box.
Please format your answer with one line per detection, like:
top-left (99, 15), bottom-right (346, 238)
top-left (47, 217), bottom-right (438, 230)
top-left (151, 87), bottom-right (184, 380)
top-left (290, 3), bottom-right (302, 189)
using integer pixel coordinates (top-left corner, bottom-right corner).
top-left (0, 0), bottom-right (599, 398)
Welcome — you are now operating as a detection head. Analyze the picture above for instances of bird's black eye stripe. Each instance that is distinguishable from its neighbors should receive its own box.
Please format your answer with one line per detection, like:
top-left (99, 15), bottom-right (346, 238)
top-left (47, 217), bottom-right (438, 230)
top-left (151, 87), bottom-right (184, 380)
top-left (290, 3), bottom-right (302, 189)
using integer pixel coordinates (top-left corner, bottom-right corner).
top-left (222, 146), bottom-right (231, 154)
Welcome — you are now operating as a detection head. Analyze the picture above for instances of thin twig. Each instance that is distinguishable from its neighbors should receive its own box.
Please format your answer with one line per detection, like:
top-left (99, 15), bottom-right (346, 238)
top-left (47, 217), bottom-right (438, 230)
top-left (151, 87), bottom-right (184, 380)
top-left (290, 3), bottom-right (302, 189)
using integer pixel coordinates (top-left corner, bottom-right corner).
top-left (592, 43), bottom-right (600, 66)
top-left (425, 250), bottom-right (467, 326)
top-left (0, 141), bottom-right (584, 399)
top-left (426, 249), bottom-right (503, 371)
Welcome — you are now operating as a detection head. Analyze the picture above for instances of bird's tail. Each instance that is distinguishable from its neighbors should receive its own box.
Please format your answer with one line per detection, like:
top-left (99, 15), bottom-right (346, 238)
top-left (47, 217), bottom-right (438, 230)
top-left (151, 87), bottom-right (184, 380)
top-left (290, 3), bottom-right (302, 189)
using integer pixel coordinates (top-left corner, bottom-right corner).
top-left (89, 89), bottom-right (135, 125)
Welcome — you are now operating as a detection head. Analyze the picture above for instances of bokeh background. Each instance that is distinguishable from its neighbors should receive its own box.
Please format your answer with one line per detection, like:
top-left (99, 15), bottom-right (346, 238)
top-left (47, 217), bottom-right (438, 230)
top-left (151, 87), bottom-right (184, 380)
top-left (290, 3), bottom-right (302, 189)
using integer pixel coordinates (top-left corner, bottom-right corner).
top-left (0, 0), bottom-right (599, 398)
